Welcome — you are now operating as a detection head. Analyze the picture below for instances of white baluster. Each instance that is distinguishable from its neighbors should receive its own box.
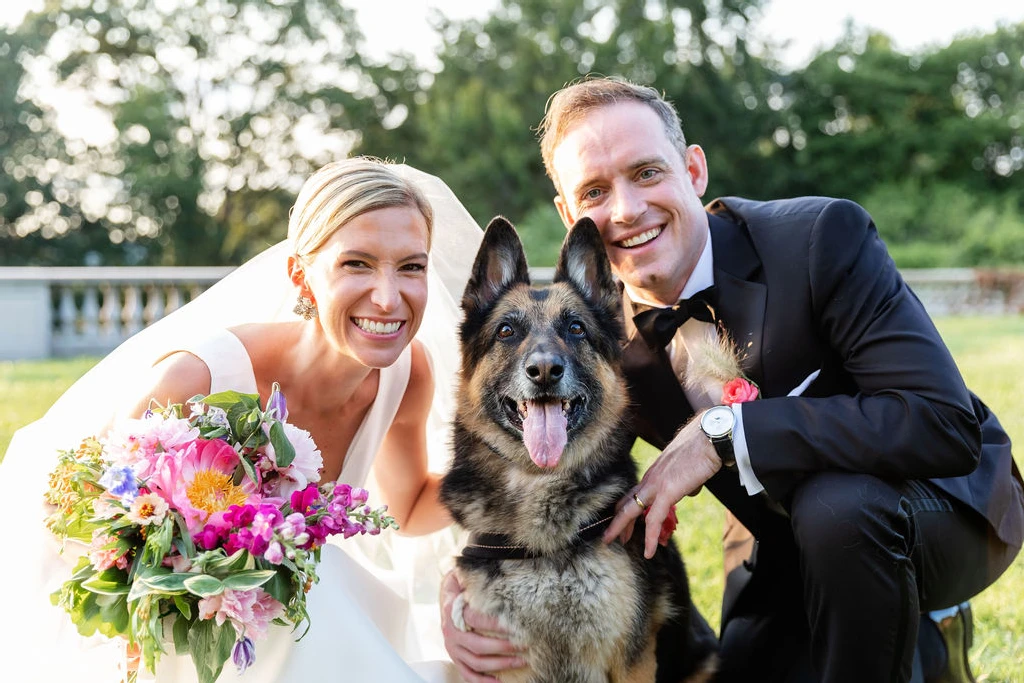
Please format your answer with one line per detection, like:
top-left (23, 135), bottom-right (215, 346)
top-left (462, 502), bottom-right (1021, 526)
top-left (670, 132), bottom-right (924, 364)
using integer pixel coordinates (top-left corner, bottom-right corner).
top-left (56, 286), bottom-right (77, 351)
top-left (166, 285), bottom-right (183, 314)
top-left (101, 284), bottom-right (123, 339)
top-left (123, 285), bottom-right (144, 336)
top-left (144, 285), bottom-right (165, 326)
top-left (81, 285), bottom-right (100, 344)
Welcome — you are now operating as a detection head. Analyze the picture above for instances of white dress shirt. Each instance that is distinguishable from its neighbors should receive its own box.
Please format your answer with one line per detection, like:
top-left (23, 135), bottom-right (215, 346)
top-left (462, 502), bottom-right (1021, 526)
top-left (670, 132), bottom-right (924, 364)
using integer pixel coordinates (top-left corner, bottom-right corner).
top-left (625, 229), bottom-right (818, 497)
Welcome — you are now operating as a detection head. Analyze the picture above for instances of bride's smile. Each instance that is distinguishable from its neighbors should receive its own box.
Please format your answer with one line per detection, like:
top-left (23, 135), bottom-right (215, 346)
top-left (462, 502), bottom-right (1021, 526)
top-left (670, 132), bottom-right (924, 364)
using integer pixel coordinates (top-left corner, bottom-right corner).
top-left (300, 204), bottom-right (430, 369)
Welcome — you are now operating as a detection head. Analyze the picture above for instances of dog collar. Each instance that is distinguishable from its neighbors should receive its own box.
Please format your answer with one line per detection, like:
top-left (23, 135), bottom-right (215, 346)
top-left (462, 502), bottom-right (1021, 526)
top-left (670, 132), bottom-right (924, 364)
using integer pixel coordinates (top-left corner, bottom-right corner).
top-left (460, 505), bottom-right (618, 561)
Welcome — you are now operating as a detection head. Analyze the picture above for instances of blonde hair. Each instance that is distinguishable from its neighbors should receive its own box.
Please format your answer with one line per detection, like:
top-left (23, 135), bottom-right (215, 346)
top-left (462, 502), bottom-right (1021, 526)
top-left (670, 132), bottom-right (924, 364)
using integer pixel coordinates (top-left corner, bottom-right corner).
top-left (538, 77), bottom-right (688, 196)
top-left (288, 157), bottom-right (433, 262)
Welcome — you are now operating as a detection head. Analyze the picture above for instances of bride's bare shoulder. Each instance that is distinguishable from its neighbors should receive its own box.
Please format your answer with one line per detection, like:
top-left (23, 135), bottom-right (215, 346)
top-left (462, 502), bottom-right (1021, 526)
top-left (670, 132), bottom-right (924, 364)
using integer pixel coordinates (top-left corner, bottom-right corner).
top-left (123, 351), bottom-right (212, 418)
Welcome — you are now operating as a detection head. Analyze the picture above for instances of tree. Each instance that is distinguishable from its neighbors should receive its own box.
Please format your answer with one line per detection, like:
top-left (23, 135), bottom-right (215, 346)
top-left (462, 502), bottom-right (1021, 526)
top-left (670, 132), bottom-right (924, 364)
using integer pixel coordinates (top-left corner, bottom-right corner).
top-left (1, 0), bottom-right (406, 265)
top-left (354, 0), bottom-right (784, 265)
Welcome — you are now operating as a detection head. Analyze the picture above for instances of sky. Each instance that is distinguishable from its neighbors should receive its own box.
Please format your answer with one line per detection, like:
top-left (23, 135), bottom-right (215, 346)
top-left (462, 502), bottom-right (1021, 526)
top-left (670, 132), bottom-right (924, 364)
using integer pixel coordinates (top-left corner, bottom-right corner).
top-left (3, 0), bottom-right (1024, 72)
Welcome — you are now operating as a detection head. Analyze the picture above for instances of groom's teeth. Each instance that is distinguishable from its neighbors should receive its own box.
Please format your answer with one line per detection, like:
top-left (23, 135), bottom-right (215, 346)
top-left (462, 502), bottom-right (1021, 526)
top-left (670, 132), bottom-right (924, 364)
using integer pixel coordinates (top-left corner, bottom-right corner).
top-left (354, 318), bottom-right (401, 335)
top-left (619, 227), bottom-right (661, 248)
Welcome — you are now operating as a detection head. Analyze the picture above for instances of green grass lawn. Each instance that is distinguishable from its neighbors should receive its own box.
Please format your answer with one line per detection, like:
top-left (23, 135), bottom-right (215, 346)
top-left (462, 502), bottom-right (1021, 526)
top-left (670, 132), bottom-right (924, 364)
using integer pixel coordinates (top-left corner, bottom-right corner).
top-left (2, 316), bottom-right (1022, 680)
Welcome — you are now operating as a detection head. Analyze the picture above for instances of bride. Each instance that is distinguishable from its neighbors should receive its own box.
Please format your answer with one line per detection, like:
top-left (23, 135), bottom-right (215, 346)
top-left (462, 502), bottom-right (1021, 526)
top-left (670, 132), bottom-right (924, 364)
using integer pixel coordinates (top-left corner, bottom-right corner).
top-left (0, 158), bottom-right (480, 682)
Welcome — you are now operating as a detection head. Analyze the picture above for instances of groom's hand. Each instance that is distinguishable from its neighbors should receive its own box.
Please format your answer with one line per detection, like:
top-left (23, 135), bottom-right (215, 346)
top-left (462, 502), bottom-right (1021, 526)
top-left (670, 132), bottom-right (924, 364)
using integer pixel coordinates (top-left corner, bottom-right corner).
top-left (602, 417), bottom-right (721, 558)
top-left (440, 570), bottom-right (526, 682)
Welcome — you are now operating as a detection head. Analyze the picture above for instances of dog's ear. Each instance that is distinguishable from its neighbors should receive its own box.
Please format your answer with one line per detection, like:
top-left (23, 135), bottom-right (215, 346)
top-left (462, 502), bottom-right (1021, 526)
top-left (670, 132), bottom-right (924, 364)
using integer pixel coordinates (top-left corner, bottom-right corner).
top-left (554, 217), bottom-right (619, 314)
top-left (462, 216), bottom-right (530, 314)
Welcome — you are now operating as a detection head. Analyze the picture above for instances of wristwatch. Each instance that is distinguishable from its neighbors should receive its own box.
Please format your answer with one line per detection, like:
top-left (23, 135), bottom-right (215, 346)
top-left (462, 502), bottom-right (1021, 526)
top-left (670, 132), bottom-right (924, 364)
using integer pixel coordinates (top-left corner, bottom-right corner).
top-left (699, 405), bottom-right (736, 467)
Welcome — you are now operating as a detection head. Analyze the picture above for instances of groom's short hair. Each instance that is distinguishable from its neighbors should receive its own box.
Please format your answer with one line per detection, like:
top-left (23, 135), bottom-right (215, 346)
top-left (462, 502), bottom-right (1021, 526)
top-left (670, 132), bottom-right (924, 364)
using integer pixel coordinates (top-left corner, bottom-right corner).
top-left (537, 77), bottom-right (689, 196)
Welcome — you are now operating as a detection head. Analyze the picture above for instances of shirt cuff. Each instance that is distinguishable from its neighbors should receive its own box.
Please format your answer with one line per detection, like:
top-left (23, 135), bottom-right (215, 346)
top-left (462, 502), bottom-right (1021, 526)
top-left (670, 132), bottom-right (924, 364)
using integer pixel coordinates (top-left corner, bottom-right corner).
top-left (732, 369), bottom-right (821, 498)
top-left (731, 403), bottom-right (765, 495)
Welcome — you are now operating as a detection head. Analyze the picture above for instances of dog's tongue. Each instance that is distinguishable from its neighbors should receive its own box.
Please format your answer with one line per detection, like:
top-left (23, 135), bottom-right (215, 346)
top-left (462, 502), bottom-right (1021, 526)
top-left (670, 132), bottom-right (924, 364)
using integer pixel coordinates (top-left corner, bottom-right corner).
top-left (522, 400), bottom-right (567, 468)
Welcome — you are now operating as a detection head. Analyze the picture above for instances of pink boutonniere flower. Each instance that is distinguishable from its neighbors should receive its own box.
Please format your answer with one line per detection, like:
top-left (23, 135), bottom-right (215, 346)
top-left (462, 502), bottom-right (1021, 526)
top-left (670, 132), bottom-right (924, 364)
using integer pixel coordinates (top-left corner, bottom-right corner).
top-left (721, 377), bottom-right (759, 405)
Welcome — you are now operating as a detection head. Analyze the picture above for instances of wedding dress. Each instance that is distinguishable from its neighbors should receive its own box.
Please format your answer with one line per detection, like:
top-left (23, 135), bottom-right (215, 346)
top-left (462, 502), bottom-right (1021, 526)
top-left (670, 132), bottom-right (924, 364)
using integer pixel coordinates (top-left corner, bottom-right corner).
top-left (0, 166), bottom-right (479, 682)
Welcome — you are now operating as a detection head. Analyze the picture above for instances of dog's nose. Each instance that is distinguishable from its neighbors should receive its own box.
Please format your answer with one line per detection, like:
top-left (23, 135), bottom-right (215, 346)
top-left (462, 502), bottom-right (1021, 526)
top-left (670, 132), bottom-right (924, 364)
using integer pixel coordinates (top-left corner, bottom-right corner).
top-left (525, 350), bottom-right (564, 386)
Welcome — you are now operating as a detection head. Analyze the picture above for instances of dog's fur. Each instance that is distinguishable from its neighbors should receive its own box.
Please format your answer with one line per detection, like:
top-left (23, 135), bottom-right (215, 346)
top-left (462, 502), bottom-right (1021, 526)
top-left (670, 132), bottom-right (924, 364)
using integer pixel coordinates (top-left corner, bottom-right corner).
top-left (440, 217), bottom-right (718, 683)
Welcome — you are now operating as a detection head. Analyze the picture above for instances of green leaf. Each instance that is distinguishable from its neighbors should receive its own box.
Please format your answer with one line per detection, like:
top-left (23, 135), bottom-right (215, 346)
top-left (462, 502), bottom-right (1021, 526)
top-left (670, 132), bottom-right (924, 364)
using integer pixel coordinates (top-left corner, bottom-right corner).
top-left (236, 453), bottom-right (259, 485)
top-left (142, 573), bottom-right (192, 594)
top-left (222, 569), bottom-right (277, 591)
top-left (269, 419), bottom-right (296, 467)
top-left (173, 512), bottom-right (196, 558)
top-left (128, 577), bottom-right (156, 602)
top-left (187, 617), bottom-right (236, 683)
top-left (173, 611), bottom-right (191, 653)
top-left (183, 574), bottom-right (225, 598)
top-left (173, 594), bottom-right (193, 621)
top-left (201, 391), bottom-right (260, 412)
top-left (82, 570), bottom-right (130, 596)
top-left (261, 568), bottom-right (293, 605)
top-left (204, 548), bottom-right (250, 574)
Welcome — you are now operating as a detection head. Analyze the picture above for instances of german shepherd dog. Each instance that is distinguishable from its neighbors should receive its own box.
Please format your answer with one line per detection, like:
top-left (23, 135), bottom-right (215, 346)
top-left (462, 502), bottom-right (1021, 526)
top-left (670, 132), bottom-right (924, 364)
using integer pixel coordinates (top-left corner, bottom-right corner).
top-left (440, 217), bottom-right (718, 682)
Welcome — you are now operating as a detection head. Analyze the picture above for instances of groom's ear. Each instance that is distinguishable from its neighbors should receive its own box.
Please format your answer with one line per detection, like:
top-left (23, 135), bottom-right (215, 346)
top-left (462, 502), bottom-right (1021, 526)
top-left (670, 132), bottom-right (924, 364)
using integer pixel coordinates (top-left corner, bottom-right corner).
top-left (554, 194), bottom-right (574, 230)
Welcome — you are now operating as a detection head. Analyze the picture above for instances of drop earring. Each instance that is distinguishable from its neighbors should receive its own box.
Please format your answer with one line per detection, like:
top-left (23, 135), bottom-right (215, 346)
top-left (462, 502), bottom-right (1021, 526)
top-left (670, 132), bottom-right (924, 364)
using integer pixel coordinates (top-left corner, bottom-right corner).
top-left (293, 295), bottom-right (318, 320)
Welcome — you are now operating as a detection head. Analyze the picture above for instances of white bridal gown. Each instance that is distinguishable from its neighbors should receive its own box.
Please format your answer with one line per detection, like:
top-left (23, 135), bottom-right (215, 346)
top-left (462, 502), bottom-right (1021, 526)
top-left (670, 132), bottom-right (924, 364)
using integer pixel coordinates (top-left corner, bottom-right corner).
top-left (0, 165), bottom-right (479, 682)
top-left (0, 329), bottom-right (460, 682)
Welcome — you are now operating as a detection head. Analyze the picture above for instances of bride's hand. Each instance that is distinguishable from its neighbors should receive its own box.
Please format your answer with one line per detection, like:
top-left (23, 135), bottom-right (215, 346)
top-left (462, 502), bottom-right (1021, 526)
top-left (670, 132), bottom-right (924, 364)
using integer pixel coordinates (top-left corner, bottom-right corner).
top-left (440, 571), bottom-right (525, 682)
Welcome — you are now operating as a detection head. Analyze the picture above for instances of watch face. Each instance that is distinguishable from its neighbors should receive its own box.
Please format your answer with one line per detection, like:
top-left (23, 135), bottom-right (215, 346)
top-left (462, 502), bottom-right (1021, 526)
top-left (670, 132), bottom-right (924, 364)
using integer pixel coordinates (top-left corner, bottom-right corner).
top-left (701, 405), bottom-right (735, 439)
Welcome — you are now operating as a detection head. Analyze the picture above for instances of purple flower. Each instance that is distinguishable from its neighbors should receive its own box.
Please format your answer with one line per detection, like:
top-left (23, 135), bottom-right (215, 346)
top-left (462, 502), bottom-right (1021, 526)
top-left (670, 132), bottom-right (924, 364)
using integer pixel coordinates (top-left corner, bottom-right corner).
top-left (195, 524), bottom-right (226, 550)
top-left (331, 483), bottom-right (352, 508)
top-left (232, 636), bottom-right (256, 673)
top-left (275, 512), bottom-right (306, 540)
top-left (290, 485), bottom-right (320, 514)
top-left (98, 464), bottom-right (139, 503)
top-left (266, 382), bottom-right (288, 421)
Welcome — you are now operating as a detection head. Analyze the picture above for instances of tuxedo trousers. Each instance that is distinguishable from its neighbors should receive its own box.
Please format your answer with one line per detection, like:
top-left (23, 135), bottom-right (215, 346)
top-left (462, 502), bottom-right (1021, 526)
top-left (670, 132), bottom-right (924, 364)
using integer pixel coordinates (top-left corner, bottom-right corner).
top-left (707, 470), bottom-right (1021, 683)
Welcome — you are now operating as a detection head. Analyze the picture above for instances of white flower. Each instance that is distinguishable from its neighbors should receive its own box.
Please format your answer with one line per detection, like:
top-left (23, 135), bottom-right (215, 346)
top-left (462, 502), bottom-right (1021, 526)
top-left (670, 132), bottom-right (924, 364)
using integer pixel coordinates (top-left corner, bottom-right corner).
top-left (125, 492), bottom-right (170, 526)
top-left (264, 422), bottom-right (323, 497)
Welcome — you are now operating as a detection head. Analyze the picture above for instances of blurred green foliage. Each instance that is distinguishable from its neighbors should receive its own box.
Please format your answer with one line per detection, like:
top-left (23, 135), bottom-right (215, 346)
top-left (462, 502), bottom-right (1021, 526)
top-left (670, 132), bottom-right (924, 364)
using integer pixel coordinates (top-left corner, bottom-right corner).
top-left (1, 0), bottom-right (1022, 268)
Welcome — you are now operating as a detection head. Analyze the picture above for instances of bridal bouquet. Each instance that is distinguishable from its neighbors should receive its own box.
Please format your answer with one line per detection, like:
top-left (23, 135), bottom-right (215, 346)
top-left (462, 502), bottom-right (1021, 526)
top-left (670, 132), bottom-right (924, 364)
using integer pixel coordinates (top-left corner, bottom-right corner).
top-left (44, 384), bottom-right (396, 683)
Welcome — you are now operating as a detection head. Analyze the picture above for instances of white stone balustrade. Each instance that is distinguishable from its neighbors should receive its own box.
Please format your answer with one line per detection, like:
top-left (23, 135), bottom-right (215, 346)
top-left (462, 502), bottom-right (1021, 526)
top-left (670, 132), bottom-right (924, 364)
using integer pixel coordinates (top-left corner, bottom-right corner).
top-left (0, 266), bottom-right (1020, 361)
top-left (0, 267), bottom-right (232, 360)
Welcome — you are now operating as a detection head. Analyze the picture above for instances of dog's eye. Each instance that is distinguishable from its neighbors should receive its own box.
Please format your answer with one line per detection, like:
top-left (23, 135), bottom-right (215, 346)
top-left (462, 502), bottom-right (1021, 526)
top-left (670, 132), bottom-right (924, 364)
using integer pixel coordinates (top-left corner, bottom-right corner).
top-left (567, 321), bottom-right (586, 338)
top-left (497, 323), bottom-right (515, 340)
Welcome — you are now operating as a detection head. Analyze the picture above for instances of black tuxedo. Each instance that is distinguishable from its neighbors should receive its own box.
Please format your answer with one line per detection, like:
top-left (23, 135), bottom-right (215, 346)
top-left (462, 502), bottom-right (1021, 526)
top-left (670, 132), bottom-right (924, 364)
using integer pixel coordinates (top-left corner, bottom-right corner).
top-left (620, 196), bottom-right (1024, 682)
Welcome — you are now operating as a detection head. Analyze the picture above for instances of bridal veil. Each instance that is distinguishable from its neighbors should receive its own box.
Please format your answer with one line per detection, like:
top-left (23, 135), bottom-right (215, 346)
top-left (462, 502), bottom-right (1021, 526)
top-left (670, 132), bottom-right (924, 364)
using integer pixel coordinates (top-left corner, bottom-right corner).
top-left (0, 165), bottom-right (482, 679)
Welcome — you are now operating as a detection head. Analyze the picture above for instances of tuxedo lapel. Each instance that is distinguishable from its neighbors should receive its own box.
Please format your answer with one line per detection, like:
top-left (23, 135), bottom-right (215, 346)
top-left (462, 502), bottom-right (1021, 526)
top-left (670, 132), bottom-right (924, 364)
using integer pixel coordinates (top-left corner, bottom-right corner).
top-left (708, 212), bottom-right (768, 391)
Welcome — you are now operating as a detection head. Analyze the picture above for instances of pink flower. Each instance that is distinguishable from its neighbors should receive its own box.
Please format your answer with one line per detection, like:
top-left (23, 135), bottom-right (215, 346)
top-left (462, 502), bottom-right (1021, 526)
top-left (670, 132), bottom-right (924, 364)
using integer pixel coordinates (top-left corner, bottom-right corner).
top-left (146, 439), bottom-right (259, 534)
top-left (88, 529), bottom-right (129, 571)
top-left (104, 413), bottom-right (199, 476)
top-left (264, 541), bottom-right (284, 564)
top-left (198, 588), bottom-right (284, 641)
top-left (262, 423), bottom-right (323, 498)
top-left (721, 377), bottom-right (759, 406)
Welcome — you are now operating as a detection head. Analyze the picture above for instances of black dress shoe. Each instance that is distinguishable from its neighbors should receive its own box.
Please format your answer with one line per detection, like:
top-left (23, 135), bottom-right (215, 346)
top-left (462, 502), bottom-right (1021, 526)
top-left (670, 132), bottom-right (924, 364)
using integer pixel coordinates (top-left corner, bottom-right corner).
top-left (925, 602), bottom-right (977, 683)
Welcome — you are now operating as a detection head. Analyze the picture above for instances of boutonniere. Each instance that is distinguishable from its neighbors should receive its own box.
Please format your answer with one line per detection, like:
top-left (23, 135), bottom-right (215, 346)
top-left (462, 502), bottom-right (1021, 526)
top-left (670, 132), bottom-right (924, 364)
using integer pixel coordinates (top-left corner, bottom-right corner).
top-left (721, 376), bottom-right (759, 405)
top-left (685, 324), bottom-right (759, 406)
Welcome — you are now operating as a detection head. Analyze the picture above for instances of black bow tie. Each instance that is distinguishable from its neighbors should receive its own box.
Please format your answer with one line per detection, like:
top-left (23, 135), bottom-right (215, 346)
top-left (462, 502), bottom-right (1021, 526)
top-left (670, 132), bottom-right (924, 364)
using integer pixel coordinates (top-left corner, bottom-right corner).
top-left (632, 286), bottom-right (718, 349)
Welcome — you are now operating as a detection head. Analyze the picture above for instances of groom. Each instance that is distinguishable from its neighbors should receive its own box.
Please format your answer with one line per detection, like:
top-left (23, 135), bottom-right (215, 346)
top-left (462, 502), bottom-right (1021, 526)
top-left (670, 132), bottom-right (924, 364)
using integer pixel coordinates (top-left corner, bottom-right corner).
top-left (441, 77), bottom-right (1024, 683)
